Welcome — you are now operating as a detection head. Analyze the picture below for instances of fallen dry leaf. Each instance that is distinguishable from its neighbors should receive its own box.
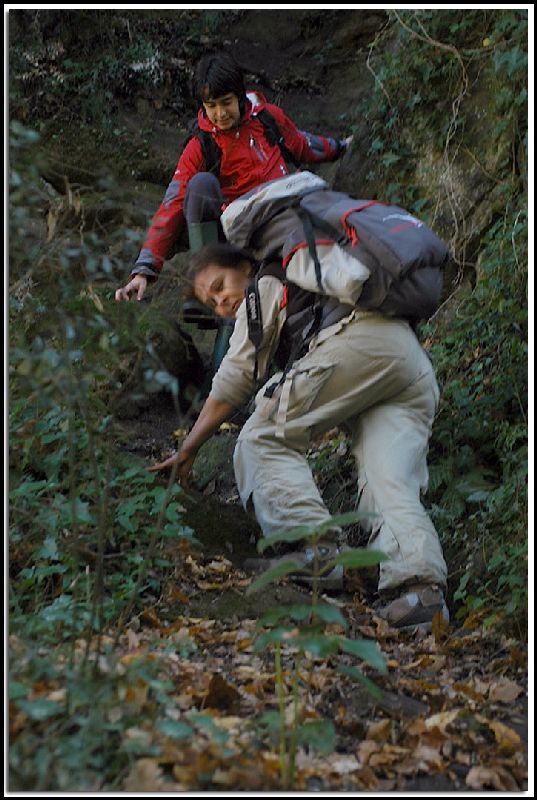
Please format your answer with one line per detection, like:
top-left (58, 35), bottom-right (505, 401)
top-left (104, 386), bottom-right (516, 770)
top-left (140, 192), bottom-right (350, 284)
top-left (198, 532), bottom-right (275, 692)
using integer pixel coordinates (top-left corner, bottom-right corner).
top-left (366, 718), bottom-right (392, 742)
top-left (465, 764), bottom-right (520, 791)
top-left (328, 755), bottom-right (361, 775)
top-left (204, 673), bottom-right (241, 713)
top-left (213, 715), bottom-right (244, 732)
top-left (488, 677), bottom-right (524, 703)
top-left (401, 654), bottom-right (447, 672)
top-left (453, 678), bottom-right (488, 703)
top-left (124, 757), bottom-right (187, 792)
top-left (488, 721), bottom-right (523, 753)
top-left (357, 739), bottom-right (381, 766)
top-left (424, 709), bottom-right (461, 733)
top-left (8, 530), bottom-right (529, 794)
top-left (369, 744), bottom-right (410, 768)
top-left (411, 743), bottom-right (444, 771)
top-left (354, 765), bottom-right (381, 789)
top-left (475, 714), bottom-right (523, 753)
top-left (167, 586), bottom-right (190, 603)
top-left (174, 692), bottom-right (195, 711)
top-left (126, 628), bottom-right (140, 651)
top-left (47, 688), bottom-right (67, 703)
top-left (140, 607), bottom-right (160, 628)
top-left (432, 609), bottom-right (451, 641)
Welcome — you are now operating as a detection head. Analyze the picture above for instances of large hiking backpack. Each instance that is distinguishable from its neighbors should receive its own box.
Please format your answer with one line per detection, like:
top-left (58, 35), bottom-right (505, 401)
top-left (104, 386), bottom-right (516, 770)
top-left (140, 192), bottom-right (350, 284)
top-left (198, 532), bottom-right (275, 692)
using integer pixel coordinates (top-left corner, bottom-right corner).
top-left (221, 171), bottom-right (451, 323)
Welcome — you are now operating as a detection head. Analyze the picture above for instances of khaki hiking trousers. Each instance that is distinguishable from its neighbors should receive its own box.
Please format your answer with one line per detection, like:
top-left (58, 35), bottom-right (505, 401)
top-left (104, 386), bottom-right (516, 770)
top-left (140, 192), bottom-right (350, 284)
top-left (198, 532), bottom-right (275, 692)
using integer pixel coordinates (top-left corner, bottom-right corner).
top-left (233, 311), bottom-right (448, 594)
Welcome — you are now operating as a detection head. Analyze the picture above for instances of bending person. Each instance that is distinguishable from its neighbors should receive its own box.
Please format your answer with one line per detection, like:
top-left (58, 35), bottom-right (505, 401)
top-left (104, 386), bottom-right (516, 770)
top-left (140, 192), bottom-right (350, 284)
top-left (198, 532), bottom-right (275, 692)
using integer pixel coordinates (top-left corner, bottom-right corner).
top-left (149, 242), bottom-right (449, 634)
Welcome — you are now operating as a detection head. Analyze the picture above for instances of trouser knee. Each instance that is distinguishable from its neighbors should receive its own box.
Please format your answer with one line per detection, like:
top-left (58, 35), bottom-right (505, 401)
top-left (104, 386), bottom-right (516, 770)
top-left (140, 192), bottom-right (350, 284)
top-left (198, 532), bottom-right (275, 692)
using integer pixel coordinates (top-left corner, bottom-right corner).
top-left (184, 172), bottom-right (223, 223)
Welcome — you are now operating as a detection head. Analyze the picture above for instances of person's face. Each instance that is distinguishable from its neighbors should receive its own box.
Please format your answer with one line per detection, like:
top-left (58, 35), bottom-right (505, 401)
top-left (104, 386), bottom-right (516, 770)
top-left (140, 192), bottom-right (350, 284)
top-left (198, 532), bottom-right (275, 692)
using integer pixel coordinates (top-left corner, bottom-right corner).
top-left (193, 262), bottom-right (252, 319)
top-left (202, 92), bottom-right (241, 130)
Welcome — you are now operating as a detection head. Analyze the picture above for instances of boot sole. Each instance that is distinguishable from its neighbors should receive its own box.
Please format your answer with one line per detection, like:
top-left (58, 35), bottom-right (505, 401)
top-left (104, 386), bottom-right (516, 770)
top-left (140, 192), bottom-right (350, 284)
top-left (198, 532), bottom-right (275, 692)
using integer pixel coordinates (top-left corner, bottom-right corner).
top-left (392, 606), bottom-right (449, 635)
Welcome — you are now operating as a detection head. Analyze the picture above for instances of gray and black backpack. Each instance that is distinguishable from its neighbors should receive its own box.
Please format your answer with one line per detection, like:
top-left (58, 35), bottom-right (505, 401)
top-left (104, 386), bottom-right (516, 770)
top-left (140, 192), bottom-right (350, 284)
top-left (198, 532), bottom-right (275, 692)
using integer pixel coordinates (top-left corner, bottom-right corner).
top-left (221, 171), bottom-right (451, 385)
top-left (222, 171), bottom-right (450, 323)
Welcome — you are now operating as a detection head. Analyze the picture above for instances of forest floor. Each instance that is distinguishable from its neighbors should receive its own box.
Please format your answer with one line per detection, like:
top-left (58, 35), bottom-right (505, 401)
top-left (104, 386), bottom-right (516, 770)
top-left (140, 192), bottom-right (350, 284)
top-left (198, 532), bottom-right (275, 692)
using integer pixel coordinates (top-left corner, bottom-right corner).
top-left (10, 10), bottom-right (529, 793)
top-left (104, 12), bottom-right (528, 791)
top-left (94, 394), bottom-right (528, 793)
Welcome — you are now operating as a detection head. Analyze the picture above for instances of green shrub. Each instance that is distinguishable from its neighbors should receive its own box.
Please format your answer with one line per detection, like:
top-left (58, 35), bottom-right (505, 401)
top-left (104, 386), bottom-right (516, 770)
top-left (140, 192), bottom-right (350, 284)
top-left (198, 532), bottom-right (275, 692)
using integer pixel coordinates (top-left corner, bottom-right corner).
top-left (358, 9), bottom-right (528, 632)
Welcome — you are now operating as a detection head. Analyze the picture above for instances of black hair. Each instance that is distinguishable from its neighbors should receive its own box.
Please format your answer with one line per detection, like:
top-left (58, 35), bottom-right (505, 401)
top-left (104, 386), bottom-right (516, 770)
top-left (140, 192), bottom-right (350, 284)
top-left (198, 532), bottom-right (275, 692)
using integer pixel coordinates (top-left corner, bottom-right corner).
top-left (192, 52), bottom-right (247, 115)
top-left (184, 242), bottom-right (254, 299)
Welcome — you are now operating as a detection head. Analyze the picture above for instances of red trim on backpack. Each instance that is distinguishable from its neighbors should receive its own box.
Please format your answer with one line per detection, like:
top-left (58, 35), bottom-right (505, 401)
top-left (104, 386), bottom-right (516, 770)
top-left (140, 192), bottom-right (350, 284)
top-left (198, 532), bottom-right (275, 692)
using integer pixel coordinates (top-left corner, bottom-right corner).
top-left (280, 284), bottom-right (289, 309)
top-left (389, 221), bottom-right (420, 234)
top-left (282, 239), bottom-right (337, 268)
top-left (341, 202), bottom-right (380, 247)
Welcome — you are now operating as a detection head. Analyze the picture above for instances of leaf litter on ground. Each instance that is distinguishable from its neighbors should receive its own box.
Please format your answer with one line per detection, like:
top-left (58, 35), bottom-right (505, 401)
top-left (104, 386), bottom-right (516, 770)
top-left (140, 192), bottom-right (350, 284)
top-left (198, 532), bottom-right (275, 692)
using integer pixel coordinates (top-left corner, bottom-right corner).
top-left (9, 542), bottom-right (528, 793)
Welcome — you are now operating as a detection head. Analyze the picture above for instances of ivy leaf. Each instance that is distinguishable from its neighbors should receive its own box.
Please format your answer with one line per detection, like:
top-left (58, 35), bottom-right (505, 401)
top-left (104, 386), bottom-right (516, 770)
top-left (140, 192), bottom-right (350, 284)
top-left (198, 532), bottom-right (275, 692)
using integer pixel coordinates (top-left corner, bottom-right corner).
top-left (330, 549), bottom-right (389, 568)
top-left (298, 719), bottom-right (336, 755)
top-left (339, 637), bottom-right (387, 673)
top-left (295, 633), bottom-right (340, 658)
top-left (245, 560), bottom-right (300, 594)
top-left (157, 719), bottom-right (193, 739)
top-left (258, 604), bottom-right (313, 626)
top-left (311, 603), bottom-right (348, 628)
top-left (338, 664), bottom-right (383, 700)
top-left (9, 681), bottom-right (28, 700)
top-left (253, 626), bottom-right (294, 652)
top-left (17, 698), bottom-right (63, 720)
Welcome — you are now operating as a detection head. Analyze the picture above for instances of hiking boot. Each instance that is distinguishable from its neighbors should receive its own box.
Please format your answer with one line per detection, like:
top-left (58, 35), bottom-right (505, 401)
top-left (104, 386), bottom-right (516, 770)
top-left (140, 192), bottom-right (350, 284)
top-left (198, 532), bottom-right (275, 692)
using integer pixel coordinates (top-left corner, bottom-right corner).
top-left (375, 584), bottom-right (449, 634)
top-left (244, 541), bottom-right (345, 590)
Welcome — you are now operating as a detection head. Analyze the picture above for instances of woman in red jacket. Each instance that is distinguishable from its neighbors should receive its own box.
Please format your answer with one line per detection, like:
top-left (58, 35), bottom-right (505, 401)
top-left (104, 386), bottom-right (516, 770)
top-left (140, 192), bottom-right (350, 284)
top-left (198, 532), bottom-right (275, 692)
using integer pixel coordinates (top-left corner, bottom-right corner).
top-left (115, 52), bottom-right (352, 302)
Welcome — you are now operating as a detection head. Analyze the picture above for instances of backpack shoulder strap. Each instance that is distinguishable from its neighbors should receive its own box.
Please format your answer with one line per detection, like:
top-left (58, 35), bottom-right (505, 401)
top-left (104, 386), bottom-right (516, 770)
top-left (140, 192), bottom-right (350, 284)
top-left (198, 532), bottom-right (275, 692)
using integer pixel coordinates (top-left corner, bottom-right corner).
top-left (293, 205), bottom-right (326, 293)
top-left (247, 258), bottom-right (324, 399)
top-left (256, 108), bottom-right (302, 169)
top-left (245, 260), bottom-right (286, 384)
top-left (196, 129), bottom-right (222, 176)
top-left (181, 119), bottom-right (222, 176)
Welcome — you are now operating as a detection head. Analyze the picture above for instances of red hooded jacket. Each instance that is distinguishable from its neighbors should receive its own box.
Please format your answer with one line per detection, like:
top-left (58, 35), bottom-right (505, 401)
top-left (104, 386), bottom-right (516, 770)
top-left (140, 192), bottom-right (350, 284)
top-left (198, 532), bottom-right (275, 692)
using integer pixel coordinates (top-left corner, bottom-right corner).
top-left (133, 93), bottom-right (345, 277)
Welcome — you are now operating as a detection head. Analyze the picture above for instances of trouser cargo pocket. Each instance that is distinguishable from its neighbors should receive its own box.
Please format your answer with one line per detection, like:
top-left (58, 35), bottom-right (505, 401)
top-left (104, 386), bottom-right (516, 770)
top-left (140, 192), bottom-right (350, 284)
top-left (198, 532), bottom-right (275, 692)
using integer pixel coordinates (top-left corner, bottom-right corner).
top-left (270, 363), bottom-right (335, 439)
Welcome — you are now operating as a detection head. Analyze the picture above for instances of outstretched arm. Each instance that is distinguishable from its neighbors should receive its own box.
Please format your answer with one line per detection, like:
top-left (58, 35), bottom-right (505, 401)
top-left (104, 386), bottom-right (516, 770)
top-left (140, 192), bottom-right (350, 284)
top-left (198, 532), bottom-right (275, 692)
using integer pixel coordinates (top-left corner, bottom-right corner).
top-left (147, 396), bottom-right (236, 486)
top-left (266, 103), bottom-right (353, 164)
top-left (115, 136), bottom-right (206, 301)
